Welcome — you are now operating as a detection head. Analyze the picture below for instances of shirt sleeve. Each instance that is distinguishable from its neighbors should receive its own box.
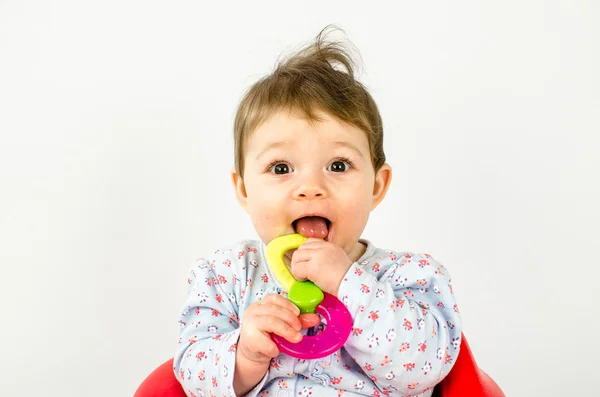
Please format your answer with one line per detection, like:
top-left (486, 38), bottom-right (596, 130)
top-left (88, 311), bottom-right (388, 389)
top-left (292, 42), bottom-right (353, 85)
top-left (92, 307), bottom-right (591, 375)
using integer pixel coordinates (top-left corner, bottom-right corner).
top-left (338, 252), bottom-right (462, 396)
top-left (173, 254), bottom-right (267, 397)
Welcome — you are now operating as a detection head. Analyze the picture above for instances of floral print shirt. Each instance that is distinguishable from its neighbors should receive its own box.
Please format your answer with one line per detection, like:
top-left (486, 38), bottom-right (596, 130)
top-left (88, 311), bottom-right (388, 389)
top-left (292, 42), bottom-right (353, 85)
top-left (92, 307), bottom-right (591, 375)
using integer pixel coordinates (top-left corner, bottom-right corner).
top-left (174, 239), bottom-right (461, 397)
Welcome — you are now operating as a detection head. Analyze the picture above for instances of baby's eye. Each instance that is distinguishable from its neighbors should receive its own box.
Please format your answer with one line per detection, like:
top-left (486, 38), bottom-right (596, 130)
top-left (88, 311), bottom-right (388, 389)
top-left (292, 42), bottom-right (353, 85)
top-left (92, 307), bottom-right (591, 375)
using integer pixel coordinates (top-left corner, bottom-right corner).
top-left (327, 159), bottom-right (352, 173)
top-left (269, 163), bottom-right (293, 174)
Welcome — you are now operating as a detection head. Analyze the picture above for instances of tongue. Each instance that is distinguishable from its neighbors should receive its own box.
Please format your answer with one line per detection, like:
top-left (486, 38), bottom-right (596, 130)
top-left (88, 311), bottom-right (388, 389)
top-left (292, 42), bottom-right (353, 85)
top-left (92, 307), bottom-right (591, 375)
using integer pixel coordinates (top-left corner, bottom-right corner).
top-left (295, 216), bottom-right (329, 238)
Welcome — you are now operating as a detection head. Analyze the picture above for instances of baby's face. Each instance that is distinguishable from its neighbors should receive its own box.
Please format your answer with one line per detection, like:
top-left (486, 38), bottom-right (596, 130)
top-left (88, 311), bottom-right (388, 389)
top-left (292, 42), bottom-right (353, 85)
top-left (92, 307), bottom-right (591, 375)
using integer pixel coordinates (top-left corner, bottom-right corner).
top-left (232, 109), bottom-right (390, 260)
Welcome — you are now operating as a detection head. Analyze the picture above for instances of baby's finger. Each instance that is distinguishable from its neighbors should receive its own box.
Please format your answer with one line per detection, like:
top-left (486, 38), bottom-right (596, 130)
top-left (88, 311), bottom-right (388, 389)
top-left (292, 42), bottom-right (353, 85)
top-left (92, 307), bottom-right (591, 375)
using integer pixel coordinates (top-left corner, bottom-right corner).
top-left (290, 249), bottom-right (312, 265)
top-left (299, 313), bottom-right (321, 328)
top-left (255, 302), bottom-right (302, 331)
top-left (241, 330), bottom-right (280, 360)
top-left (289, 259), bottom-right (310, 282)
top-left (284, 248), bottom-right (297, 259)
top-left (297, 238), bottom-right (326, 248)
top-left (260, 294), bottom-right (301, 315)
top-left (302, 237), bottom-right (325, 244)
top-left (256, 314), bottom-right (303, 343)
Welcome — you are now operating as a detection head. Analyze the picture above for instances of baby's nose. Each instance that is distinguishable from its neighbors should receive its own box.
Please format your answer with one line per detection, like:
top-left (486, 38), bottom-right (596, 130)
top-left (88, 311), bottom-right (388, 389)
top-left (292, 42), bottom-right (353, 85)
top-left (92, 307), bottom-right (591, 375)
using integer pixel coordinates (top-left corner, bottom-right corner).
top-left (297, 189), bottom-right (324, 199)
top-left (294, 176), bottom-right (326, 199)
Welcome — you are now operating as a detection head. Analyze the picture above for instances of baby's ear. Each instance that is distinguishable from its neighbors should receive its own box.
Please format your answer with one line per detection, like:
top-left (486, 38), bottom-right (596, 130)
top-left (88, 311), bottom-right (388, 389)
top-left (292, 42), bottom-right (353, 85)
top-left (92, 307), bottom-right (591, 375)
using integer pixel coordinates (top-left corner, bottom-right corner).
top-left (231, 168), bottom-right (249, 212)
top-left (371, 163), bottom-right (392, 210)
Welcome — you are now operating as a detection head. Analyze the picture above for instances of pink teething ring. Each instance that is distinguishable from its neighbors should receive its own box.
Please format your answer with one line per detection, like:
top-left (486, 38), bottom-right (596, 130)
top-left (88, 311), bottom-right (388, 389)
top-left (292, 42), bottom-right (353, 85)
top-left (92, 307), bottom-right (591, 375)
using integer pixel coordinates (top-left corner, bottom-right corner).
top-left (270, 292), bottom-right (353, 359)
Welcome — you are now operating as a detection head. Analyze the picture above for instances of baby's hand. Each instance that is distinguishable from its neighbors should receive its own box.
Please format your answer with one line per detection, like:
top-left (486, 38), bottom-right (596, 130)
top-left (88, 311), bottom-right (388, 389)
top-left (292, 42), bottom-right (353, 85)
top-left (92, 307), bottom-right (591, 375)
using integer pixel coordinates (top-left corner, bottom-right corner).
top-left (238, 294), bottom-right (319, 365)
top-left (290, 238), bottom-right (353, 296)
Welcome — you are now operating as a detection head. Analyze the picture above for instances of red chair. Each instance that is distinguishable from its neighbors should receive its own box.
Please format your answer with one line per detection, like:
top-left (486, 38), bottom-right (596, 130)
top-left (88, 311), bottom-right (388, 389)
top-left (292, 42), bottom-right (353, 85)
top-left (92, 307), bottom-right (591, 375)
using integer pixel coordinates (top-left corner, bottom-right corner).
top-left (135, 333), bottom-right (503, 397)
top-left (134, 358), bottom-right (186, 397)
top-left (432, 335), bottom-right (504, 397)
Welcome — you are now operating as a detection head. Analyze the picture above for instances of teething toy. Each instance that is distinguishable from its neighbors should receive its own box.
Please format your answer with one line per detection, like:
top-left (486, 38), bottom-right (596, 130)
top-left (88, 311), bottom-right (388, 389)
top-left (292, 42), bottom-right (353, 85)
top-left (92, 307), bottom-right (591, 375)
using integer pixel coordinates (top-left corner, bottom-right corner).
top-left (265, 233), bottom-right (353, 359)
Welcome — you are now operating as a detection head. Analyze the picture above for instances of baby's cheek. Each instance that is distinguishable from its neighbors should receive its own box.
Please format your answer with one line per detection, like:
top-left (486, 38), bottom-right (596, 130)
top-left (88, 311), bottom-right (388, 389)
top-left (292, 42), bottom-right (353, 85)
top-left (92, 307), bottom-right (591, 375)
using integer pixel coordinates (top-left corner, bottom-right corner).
top-left (344, 200), bottom-right (369, 222)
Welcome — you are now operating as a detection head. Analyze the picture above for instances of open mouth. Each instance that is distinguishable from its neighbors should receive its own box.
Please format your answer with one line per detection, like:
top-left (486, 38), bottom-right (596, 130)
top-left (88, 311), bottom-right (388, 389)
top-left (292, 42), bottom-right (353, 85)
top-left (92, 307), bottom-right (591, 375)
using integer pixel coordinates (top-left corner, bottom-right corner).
top-left (292, 216), bottom-right (331, 239)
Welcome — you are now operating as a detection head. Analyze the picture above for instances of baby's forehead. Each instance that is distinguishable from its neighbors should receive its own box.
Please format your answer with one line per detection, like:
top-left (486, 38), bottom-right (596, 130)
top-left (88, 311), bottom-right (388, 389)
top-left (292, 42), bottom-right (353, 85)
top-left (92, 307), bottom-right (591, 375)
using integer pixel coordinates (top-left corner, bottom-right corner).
top-left (246, 108), bottom-right (369, 148)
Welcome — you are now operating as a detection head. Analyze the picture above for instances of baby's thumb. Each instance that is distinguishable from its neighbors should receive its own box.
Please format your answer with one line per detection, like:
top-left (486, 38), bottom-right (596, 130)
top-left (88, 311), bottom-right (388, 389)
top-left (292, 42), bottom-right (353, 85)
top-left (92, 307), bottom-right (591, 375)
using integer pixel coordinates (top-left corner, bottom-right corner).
top-left (298, 313), bottom-right (320, 328)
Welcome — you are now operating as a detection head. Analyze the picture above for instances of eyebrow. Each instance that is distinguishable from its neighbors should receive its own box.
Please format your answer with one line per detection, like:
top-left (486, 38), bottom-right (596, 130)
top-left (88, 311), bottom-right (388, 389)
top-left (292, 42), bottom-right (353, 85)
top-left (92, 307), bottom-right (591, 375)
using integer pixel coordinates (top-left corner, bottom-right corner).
top-left (255, 141), bottom-right (288, 161)
top-left (332, 141), bottom-right (366, 158)
top-left (255, 140), bottom-right (366, 160)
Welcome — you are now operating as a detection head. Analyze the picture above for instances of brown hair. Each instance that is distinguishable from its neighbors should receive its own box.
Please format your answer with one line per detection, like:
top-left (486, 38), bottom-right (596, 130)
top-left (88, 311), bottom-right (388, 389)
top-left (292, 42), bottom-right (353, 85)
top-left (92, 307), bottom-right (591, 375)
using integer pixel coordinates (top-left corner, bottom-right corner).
top-left (233, 25), bottom-right (385, 177)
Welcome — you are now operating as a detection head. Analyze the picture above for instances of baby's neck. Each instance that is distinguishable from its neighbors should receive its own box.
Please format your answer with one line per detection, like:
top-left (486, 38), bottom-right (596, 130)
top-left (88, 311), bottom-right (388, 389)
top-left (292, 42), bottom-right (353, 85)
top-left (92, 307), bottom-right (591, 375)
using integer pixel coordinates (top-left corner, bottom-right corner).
top-left (348, 240), bottom-right (367, 263)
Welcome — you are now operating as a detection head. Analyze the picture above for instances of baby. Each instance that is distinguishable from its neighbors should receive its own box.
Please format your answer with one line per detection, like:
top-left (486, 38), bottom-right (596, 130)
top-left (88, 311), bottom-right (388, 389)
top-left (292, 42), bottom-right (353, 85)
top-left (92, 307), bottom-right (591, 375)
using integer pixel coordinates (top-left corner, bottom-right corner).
top-left (174, 28), bottom-right (461, 397)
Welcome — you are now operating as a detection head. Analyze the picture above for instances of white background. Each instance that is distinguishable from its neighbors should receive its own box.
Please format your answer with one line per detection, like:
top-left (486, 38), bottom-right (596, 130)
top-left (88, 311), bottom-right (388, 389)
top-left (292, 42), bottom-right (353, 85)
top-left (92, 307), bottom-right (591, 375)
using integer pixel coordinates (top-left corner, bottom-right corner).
top-left (1, 1), bottom-right (598, 396)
